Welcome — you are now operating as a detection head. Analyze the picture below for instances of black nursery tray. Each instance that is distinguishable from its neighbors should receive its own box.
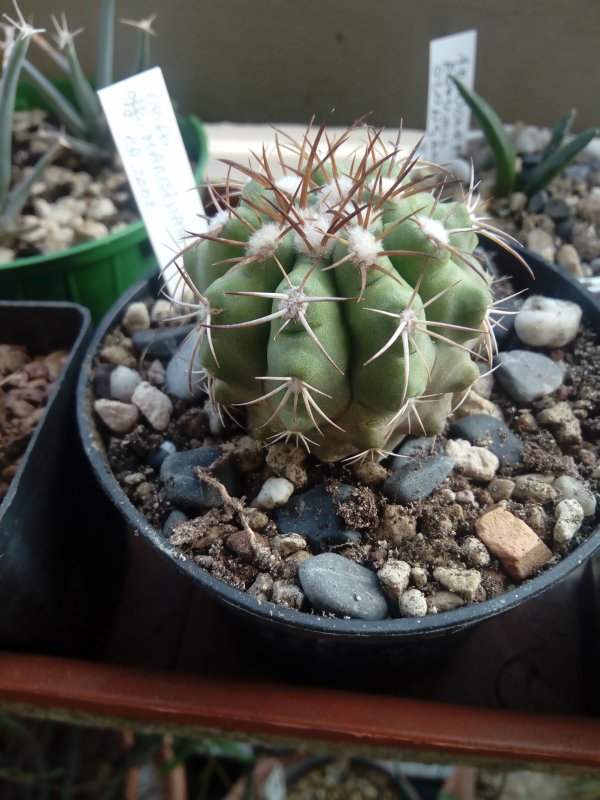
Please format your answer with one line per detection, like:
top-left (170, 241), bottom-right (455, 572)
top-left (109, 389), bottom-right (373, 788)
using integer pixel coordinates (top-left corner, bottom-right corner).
top-left (0, 301), bottom-right (91, 651)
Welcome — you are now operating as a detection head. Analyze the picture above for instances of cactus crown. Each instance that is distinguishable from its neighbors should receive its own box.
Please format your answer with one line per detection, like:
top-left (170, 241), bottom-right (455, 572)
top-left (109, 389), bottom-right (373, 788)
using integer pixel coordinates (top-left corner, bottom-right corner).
top-left (180, 119), bottom-right (523, 463)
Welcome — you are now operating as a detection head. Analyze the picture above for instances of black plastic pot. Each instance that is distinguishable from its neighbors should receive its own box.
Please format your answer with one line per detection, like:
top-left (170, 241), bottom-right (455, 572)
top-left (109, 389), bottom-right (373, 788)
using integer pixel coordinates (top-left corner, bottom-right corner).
top-left (0, 301), bottom-right (92, 650)
top-left (77, 245), bottom-right (600, 681)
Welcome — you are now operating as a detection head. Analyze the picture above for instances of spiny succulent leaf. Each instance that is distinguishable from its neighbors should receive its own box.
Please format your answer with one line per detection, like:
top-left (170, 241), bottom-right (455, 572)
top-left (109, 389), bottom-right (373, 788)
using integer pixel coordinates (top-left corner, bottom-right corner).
top-left (523, 127), bottom-right (599, 197)
top-left (540, 109), bottom-right (576, 161)
top-left (451, 77), bottom-right (516, 197)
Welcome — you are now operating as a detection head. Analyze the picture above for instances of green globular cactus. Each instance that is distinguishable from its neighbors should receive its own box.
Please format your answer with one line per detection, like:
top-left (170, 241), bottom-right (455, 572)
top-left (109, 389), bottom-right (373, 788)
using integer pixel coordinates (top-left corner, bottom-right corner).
top-left (180, 120), bottom-right (522, 462)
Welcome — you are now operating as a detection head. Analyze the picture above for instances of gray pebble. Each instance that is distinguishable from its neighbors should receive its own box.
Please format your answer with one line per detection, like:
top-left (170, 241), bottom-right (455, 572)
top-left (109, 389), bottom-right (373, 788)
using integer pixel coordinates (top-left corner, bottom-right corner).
top-left (147, 440), bottom-right (177, 471)
top-left (449, 414), bottom-right (524, 466)
top-left (93, 363), bottom-right (113, 399)
top-left (275, 486), bottom-right (360, 552)
top-left (553, 475), bottom-right (596, 516)
top-left (493, 350), bottom-right (564, 402)
top-left (393, 436), bottom-right (437, 463)
top-left (544, 197), bottom-right (570, 222)
top-left (165, 332), bottom-right (205, 400)
top-left (132, 323), bottom-right (196, 359)
top-left (564, 163), bottom-right (591, 182)
top-left (160, 446), bottom-right (240, 512)
top-left (162, 509), bottom-right (188, 538)
top-left (298, 553), bottom-right (389, 620)
top-left (382, 456), bottom-right (454, 503)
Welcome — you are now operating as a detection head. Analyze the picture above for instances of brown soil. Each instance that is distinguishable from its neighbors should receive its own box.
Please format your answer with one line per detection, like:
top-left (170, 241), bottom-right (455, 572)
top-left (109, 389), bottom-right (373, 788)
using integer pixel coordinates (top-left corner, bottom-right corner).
top-left (0, 345), bottom-right (68, 500)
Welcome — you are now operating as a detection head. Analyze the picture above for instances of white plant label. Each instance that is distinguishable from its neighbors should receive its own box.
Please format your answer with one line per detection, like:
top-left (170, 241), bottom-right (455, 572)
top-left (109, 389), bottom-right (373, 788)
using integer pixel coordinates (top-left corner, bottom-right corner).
top-left (98, 67), bottom-right (205, 293)
top-left (425, 30), bottom-right (477, 164)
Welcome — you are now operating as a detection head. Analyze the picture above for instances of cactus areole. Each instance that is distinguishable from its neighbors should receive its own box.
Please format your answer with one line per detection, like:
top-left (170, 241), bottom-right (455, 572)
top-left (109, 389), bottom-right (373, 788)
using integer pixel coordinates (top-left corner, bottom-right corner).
top-left (180, 120), bottom-right (525, 463)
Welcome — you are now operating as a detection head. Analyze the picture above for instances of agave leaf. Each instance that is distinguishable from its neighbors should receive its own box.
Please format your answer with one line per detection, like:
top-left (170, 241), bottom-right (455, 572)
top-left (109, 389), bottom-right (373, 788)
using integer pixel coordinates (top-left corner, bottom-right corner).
top-left (0, 32), bottom-right (30, 205)
top-left (451, 76), bottom-right (516, 197)
top-left (20, 59), bottom-right (87, 138)
top-left (541, 109), bottom-right (576, 161)
top-left (523, 127), bottom-right (599, 197)
top-left (1, 138), bottom-right (64, 223)
top-left (96, 0), bottom-right (115, 89)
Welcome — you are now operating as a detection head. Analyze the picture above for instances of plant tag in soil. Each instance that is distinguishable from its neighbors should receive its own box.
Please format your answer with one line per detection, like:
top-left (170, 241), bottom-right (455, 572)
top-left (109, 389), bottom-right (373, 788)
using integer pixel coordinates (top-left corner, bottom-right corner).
top-left (424, 29), bottom-right (477, 163)
top-left (98, 67), bottom-right (206, 294)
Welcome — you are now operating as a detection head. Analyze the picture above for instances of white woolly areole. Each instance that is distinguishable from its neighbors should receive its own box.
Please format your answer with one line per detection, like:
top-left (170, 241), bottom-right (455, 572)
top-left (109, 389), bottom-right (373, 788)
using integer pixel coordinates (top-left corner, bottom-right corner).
top-left (275, 175), bottom-right (303, 196)
top-left (246, 223), bottom-right (283, 262)
top-left (368, 175), bottom-right (402, 198)
top-left (346, 226), bottom-right (380, 268)
top-left (208, 209), bottom-right (230, 232)
top-left (318, 175), bottom-right (354, 210)
top-left (418, 216), bottom-right (449, 247)
top-left (293, 210), bottom-right (334, 258)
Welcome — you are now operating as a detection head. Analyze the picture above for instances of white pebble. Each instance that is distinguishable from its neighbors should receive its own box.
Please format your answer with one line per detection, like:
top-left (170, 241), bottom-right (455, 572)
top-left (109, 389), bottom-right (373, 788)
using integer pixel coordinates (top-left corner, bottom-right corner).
top-left (377, 559), bottom-right (411, 599)
top-left (445, 438), bottom-right (499, 481)
top-left (252, 476), bottom-right (295, 509)
top-left (271, 580), bottom-right (304, 610)
top-left (462, 536), bottom-right (491, 567)
top-left (131, 381), bottom-right (173, 431)
top-left (122, 302), bottom-right (150, 334)
top-left (553, 475), bottom-right (596, 517)
top-left (150, 299), bottom-right (176, 323)
top-left (433, 566), bottom-right (481, 601)
top-left (94, 398), bottom-right (139, 434)
top-left (398, 588), bottom-right (428, 618)
top-left (271, 534), bottom-right (307, 557)
top-left (515, 295), bottom-right (582, 348)
top-left (109, 365), bottom-right (141, 402)
top-left (553, 499), bottom-right (584, 545)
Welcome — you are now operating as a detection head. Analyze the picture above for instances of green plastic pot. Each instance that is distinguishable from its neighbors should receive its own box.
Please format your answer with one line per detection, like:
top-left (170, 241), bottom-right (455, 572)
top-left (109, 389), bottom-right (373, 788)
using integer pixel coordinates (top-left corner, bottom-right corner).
top-left (0, 83), bottom-right (209, 323)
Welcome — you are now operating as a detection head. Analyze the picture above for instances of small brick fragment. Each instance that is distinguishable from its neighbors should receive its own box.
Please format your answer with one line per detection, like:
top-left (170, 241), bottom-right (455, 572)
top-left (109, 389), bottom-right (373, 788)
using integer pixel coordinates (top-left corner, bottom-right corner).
top-left (475, 507), bottom-right (552, 580)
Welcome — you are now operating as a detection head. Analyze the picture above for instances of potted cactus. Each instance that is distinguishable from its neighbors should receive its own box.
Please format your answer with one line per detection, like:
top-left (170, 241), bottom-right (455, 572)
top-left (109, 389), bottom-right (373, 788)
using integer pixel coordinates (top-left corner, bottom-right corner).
top-left (78, 119), bottom-right (600, 677)
top-left (0, 1), bottom-right (207, 321)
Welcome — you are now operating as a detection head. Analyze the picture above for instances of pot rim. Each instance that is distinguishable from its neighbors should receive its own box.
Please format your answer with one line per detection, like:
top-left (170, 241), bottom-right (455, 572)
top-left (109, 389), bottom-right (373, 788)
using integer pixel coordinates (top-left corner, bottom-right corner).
top-left (76, 245), bottom-right (600, 641)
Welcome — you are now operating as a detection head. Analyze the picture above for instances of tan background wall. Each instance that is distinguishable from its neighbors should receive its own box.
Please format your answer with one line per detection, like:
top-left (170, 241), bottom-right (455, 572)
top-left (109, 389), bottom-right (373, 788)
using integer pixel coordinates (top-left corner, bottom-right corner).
top-left (20, 0), bottom-right (600, 131)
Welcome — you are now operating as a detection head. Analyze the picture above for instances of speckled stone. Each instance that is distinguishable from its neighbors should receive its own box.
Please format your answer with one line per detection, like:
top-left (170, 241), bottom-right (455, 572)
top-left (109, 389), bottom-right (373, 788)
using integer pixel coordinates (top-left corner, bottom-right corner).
top-left (493, 351), bottom-right (564, 402)
top-left (160, 446), bottom-right (240, 512)
top-left (275, 486), bottom-right (360, 552)
top-left (298, 553), bottom-right (388, 620)
top-left (382, 456), bottom-right (455, 503)
top-left (132, 323), bottom-right (196, 359)
top-left (448, 414), bottom-right (523, 466)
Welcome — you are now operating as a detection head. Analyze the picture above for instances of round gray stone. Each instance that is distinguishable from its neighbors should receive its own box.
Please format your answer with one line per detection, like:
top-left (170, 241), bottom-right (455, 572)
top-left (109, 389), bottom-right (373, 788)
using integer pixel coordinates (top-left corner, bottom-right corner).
top-left (448, 414), bottom-right (524, 466)
top-left (132, 323), bottom-right (196, 359)
top-left (298, 553), bottom-right (389, 620)
top-left (393, 436), bottom-right (437, 463)
top-left (382, 456), bottom-right (454, 503)
top-left (493, 350), bottom-right (564, 402)
top-left (160, 446), bottom-right (240, 512)
top-left (274, 486), bottom-right (360, 553)
top-left (162, 509), bottom-right (188, 538)
top-left (166, 332), bottom-right (205, 400)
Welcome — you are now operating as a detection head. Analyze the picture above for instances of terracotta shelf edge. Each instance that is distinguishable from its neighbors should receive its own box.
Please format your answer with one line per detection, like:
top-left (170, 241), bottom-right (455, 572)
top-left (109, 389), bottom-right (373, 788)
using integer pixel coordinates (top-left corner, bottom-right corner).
top-left (1, 652), bottom-right (599, 768)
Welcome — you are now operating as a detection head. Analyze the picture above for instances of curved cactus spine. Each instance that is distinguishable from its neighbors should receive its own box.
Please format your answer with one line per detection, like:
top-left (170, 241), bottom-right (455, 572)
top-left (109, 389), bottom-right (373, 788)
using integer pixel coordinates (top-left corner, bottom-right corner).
top-left (179, 120), bottom-right (523, 462)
